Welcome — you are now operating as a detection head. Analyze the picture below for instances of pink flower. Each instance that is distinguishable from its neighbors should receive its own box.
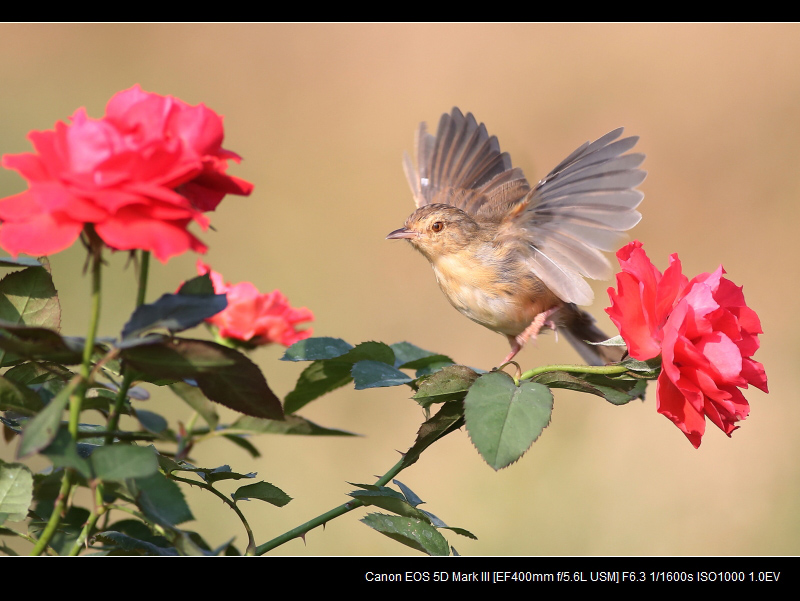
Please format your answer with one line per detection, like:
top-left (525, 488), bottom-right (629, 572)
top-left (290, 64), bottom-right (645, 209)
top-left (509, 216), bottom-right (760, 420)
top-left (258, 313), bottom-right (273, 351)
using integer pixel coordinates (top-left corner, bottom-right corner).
top-left (606, 241), bottom-right (768, 447)
top-left (0, 85), bottom-right (253, 262)
top-left (197, 261), bottom-right (313, 347)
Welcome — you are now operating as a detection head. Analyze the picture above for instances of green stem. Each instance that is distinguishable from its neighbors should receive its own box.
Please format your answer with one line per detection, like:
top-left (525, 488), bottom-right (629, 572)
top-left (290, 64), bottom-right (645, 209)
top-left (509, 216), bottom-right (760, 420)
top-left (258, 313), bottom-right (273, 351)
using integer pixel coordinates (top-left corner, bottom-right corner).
top-left (135, 251), bottom-right (150, 308)
top-left (4, 525), bottom-right (54, 553)
top-left (105, 251), bottom-right (150, 444)
top-left (29, 470), bottom-right (73, 556)
top-left (520, 363), bottom-right (630, 381)
top-left (255, 456), bottom-right (406, 555)
top-left (104, 373), bottom-right (134, 446)
top-left (69, 250), bottom-right (103, 438)
top-left (169, 474), bottom-right (257, 555)
top-left (32, 249), bottom-right (103, 556)
top-left (69, 483), bottom-right (105, 555)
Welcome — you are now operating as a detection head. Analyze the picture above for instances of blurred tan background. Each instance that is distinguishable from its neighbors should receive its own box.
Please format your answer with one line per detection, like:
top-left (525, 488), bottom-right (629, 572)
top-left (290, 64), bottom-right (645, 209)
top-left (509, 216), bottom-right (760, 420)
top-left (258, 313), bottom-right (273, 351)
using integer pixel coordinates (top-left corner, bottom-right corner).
top-left (0, 23), bottom-right (794, 556)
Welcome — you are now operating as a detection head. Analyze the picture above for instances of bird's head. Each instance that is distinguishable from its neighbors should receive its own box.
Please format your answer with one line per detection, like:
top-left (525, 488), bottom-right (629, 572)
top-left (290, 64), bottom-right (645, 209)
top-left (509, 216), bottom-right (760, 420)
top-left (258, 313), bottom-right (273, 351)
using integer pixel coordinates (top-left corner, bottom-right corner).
top-left (386, 204), bottom-right (480, 262)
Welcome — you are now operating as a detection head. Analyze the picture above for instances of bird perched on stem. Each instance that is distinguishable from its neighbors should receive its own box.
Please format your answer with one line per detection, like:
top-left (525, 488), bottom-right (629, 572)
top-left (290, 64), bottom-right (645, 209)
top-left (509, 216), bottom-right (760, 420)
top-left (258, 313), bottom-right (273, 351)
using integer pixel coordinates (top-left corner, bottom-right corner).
top-left (387, 108), bottom-right (646, 366)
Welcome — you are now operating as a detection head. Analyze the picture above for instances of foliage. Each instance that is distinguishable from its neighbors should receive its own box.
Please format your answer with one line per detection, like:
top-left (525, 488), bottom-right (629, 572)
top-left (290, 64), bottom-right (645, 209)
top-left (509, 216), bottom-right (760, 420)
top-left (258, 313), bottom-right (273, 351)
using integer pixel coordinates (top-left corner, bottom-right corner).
top-left (0, 255), bottom-right (664, 555)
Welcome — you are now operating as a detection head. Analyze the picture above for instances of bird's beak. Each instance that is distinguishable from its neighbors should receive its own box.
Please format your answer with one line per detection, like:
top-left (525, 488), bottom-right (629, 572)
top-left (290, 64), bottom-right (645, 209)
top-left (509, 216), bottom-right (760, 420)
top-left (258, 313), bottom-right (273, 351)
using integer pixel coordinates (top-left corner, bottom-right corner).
top-left (386, 227), bottom-right (417, 240)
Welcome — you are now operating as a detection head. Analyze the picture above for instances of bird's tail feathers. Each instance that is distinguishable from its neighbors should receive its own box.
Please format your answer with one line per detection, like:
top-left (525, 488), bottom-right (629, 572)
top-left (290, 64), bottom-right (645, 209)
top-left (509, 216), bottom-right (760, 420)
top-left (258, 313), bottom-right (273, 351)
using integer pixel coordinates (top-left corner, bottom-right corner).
top-left (560, 304), bottom-right (625, 366)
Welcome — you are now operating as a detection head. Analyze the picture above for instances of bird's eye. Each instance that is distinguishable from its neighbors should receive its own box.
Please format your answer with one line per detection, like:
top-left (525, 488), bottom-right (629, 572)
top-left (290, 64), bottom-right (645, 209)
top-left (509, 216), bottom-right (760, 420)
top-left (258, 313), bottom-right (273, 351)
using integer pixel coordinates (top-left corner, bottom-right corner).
top-left (431, 221), bottom-right (444, 233)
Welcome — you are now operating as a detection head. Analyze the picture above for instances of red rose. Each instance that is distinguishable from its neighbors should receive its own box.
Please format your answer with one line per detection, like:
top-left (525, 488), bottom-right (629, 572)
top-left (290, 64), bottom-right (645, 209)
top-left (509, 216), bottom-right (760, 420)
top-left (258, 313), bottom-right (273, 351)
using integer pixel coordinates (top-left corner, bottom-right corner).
top-left (197, 261), bottom-right (313, 347)
top-left (0, 85), bottom-right (253, 262)
top-left (606, 241), bottom-right (768, 447)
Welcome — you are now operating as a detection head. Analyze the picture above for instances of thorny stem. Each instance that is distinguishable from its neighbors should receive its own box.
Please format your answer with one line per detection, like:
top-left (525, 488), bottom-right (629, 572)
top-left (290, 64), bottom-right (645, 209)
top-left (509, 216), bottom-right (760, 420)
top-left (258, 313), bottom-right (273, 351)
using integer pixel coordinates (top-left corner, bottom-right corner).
top-left (69, 483), bottom-right (106, 555)
top-left (29, 468), bottom-right (73, 556)
top-left (31, 248), bottom-right (103, 556)
top-left (255, 456), bottom-right (407, 555)
top-left (169, 473), bottom-right (257, 555)
top-left (2, 525), bottom-right (54, 553)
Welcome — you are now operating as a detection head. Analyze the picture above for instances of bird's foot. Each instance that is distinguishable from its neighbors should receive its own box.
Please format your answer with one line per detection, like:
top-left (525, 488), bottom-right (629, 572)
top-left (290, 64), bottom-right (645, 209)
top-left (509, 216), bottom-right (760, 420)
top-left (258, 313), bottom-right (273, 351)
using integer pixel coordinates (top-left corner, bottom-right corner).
top-left (500, 307), bottom-right (560, 365)
top-left (516, 307), bottom-right (559, 346)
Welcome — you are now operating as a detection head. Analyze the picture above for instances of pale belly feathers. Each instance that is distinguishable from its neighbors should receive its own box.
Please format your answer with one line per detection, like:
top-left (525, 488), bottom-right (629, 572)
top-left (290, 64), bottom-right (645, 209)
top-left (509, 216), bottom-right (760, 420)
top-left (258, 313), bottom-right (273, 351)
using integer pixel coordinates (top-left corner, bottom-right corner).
top-left (430, 251), bottom-right (555, 337)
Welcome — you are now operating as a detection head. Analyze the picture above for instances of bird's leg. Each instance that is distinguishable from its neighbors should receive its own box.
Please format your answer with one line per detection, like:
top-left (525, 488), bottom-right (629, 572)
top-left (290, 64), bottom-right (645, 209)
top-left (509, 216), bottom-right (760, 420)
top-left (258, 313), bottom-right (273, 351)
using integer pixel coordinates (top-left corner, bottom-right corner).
top-left (501, 307), bottom-right (560, 365)
top-left (502, 336), bottom-right (523, 365)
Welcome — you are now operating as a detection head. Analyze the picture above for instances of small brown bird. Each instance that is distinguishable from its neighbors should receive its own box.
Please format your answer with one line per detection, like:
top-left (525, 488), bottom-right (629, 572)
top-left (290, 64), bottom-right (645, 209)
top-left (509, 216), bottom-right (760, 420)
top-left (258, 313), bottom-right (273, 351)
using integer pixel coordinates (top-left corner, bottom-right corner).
top-left (387, 108), bottom-right (646, 366)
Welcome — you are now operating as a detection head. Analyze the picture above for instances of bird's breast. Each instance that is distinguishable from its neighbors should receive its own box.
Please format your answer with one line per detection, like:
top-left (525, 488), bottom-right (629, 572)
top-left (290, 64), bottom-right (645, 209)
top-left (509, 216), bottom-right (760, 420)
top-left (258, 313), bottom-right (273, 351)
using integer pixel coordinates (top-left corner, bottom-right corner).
top-left (430, 250), bottom-right (558, 337)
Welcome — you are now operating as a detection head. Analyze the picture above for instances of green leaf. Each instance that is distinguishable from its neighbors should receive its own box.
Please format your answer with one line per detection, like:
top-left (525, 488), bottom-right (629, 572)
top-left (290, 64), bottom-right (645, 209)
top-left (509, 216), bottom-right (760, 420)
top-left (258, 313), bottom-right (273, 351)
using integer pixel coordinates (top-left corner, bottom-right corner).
top-left (17, 377), bottom-right (78, 458)
top-left (169, 381), bottom-right (219, 431)
top-left (621, 355), bottom-right (662, 375)
top-left (4, 361), bottom-right (73, 386)
top-left (412, 365), bottom-right (480, 407)
top-left (232, 481), bottom-right (292, 507)
top-left (93, 531), bottom-right (178, 556)
top-left (403, 356), bottom-right (455, 378)
top-left (121, 338), bottom-right (283, 420)
top-left (530, 371), bottom-right (647, 405)
top-left (348, 489), bottom-right (432, 521)
top-left (440, 526), bottom-right (478, 540)
top-left (0, 374), bottom-right (44, 415)
top-left (361, 513), bottom-right (450, 556)
top-left (281, 337), bottom-right (353, 361)
top-left (588, 335), bottom-right (627, 347)
top-left (391, 342), bottom-right (454, 376)
top-left (392, 479), bottom-right (423, 507)
top-left (389, 342), bottom-right (443, 365)
top-left (192, 346), bottom-right (283, 419)
top-left (0, 323), bottom-right (84, 366)
top-left (337, 341), bottom-right (395, 365)
top-left (91, 445), bottom-right (159, 482)
top-left (29, 506), bottom-right (88, 555)
top-left (134, 409), bottom-right (169, 434)
top-left (400, 401), bottom-right (465, 470)
top-left (465, 372), bottom-right (553, 471)
top-left (0, 460), bottom-right (33, 523)
top-left (352, 360), bottom-right (412, 389)
top-left (283, 360), bottom-right (353, 414)
top-left (171, 530), bottom-right (211, 556)
top-left (40, 428), bottom-right (93, 479)
top-left (196, 465), bottom-right (256, 484)
top-left (0, 256), bottom-right (42, 268)
top-left (30, 470), bottom-right (63, 520)
top-left (0, 266), bottom-right (60, 329)
top-left (177, 273), bottom-right (215, 297)
top-left (390, 341), bottom-right (435, 366)
top-left (229, 415), bottom-right (359, 437)
top-left (105, 518), bottom-right (171, 547)
top-left (156, 458), bottom-right (255, 484)
top-left (220, 434), bottom-right (261, 458)
top-left (121, 292), bottom-right (227, 339)
top-left (283, 341), bottom-right (398, 412)
top-left (126, 472), bottom-right (193, 527)
top-left (346, 482), bottom-right (387, 492)
top-left (155, 454), bottom-right (196, 475)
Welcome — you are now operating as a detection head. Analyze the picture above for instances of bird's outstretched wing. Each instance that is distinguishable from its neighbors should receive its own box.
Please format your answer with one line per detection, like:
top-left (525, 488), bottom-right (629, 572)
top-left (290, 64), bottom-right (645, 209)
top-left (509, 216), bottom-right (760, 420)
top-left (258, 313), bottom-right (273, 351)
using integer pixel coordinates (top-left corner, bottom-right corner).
top-left (506, 128), bottom-right (646, 306)
top-left (403, 107), bottom-right (530, 213)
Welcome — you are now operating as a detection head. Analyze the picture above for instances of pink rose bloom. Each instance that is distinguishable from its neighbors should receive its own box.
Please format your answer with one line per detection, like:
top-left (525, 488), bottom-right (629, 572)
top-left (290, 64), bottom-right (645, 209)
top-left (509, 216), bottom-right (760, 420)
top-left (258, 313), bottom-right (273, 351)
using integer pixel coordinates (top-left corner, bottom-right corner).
top-left (198, 261), bottom-right (313, 347)
top-left (606, 241), bottom-right (768, 447)
top-left (0, 85), bottom-right (253, 262)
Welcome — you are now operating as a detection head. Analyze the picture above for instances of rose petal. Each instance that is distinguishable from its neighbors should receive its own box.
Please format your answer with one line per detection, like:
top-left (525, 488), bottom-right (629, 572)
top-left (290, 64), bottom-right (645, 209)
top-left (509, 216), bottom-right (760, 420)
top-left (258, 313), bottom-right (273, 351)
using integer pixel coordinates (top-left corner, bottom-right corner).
top-left (0, 85), bottom-right (253, 260)
top-left (0, 211), bottom-right (83, 257)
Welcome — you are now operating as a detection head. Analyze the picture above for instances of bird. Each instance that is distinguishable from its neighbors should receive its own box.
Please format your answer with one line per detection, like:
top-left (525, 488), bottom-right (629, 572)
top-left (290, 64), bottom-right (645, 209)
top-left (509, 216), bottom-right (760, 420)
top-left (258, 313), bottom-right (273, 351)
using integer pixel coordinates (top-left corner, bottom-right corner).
top-left (387, 108), bottom-right (646, 366)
